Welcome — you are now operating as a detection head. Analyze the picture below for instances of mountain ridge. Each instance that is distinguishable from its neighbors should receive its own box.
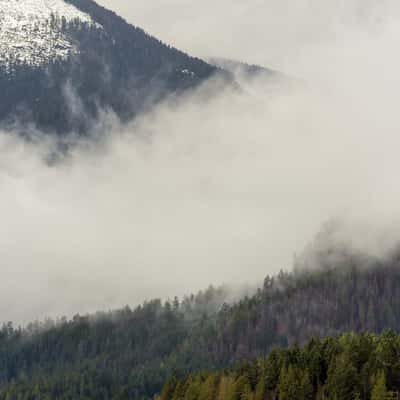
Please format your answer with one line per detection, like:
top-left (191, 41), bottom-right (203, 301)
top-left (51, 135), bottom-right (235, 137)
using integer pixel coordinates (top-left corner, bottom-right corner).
top-left (0, 0), bottom-right (227, 134)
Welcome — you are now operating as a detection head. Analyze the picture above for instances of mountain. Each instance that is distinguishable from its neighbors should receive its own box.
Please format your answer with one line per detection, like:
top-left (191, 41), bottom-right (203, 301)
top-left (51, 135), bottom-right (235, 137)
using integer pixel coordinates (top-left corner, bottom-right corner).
top-left (1, 225), bottom-right (400, 399)
top-left (0, 0), bottom-right (225, 134)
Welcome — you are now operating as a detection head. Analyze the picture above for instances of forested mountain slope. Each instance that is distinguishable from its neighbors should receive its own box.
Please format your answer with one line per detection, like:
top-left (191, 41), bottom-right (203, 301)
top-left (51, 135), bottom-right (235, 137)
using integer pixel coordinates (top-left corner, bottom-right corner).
top-left (1, 224), bottom-right (400, 399)
top-left (0, 0), bottom-right (224, 134)
top-left (0, 286), bottom-right (234, 400)
top-left (160, 331), bottom-right (400, 400)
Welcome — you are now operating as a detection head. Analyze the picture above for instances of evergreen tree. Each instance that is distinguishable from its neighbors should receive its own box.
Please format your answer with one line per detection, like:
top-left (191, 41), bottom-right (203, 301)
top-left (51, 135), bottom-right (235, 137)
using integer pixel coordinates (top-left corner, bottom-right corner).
top-left (371, 371), bottom-right (389, 400)
top-left (198, 375), bottom-right (219, 400)
top-left (326, 355), bottom-right (360, 400)
top-left (278, 366), bottom-right (312, 400)
top-left (254, 376), bottom-right (266, 400)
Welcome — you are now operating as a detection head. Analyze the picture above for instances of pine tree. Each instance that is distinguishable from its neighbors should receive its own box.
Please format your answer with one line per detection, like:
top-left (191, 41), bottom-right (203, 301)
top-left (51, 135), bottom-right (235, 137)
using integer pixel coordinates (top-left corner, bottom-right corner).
top-left (326, 355), bottom-right (360, 400)
top-left (254, 377), bottom-right (266, 400)
top-left (198, 375), bottom-right (219, 400)
top-left (278, 366), bottom-right (312, 400)
top-left (217, 376), bottom-right (235, 400)
top-left (371, 371), bottom-right (388, 400)
top-left (185, 376), bottom-right (203, 400)
top-left (160, 376), bottom-right (178, 400)
top-left (234, 375), bottom-right (252, 400)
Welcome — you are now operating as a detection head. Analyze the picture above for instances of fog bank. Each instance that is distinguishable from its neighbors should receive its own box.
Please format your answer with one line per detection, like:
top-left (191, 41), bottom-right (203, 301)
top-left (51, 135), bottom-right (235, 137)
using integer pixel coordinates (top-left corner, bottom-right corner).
top-left (1, 1), bottom-right (400, 323)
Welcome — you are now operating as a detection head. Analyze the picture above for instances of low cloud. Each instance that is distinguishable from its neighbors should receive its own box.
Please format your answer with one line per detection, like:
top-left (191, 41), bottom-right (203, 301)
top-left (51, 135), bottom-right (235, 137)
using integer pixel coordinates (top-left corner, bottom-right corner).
top-left (1, 1), bottom-right (400, 323)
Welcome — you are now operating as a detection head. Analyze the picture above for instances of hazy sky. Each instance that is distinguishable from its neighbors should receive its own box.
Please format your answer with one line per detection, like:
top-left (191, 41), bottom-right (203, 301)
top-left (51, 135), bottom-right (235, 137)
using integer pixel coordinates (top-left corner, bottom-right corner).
top-left (97, 0), bottom-right (400, 72)
top-left (1, 0), bottom-right (400, 324)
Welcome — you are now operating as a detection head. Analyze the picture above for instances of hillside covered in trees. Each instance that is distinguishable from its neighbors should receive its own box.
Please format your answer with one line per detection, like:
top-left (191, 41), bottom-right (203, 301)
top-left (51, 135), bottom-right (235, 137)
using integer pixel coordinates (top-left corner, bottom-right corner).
top-left (160, 331), bottom-right (400, 400)
top-left (1, 224), bottom-right (400, 399)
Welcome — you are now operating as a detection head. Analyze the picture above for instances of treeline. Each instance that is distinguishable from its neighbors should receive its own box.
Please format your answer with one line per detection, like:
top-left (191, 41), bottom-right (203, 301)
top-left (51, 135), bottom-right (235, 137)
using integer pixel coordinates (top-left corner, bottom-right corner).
top-left (0, 286), bottom-right (232, 400)
top-left (1, 226), bottom-right (400, 398)
top-left (160, 331), bottom-right (400, 400)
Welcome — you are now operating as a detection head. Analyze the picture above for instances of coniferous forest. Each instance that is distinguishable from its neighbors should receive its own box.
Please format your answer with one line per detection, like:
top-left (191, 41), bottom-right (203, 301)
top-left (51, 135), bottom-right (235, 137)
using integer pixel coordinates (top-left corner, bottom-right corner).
top-left (159, 331), bottom-right (400, 400)
top-left (1, 228), bottom-right (400, 399)
top-left (0, 1), bottom-right (399, 399)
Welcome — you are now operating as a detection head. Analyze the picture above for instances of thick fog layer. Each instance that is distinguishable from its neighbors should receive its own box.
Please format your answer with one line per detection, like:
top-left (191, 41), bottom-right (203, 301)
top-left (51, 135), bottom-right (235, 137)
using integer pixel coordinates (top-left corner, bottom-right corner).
top-left (98, 0), bottom-right (400, 71)
top-left (2, 0), bottom-right (400, 324)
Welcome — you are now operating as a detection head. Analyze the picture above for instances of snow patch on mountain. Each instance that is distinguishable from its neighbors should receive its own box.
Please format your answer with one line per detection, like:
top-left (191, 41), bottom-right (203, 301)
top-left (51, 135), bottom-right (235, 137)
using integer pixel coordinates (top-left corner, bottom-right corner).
top-left (0, 0), bottom-right (99, 69)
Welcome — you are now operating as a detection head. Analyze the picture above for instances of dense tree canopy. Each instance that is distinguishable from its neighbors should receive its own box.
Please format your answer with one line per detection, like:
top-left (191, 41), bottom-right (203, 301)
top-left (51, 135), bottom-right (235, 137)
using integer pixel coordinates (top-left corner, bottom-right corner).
top-left (161, 331), bottom-right (400, 400)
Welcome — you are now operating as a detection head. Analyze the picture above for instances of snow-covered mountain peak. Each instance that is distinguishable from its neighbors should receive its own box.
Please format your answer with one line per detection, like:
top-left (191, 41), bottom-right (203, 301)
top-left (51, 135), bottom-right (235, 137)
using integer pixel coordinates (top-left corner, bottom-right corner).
top-left (0, 0), bottom-right (99, 69)
top-left (0, 0), bottom-right (221, 134)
